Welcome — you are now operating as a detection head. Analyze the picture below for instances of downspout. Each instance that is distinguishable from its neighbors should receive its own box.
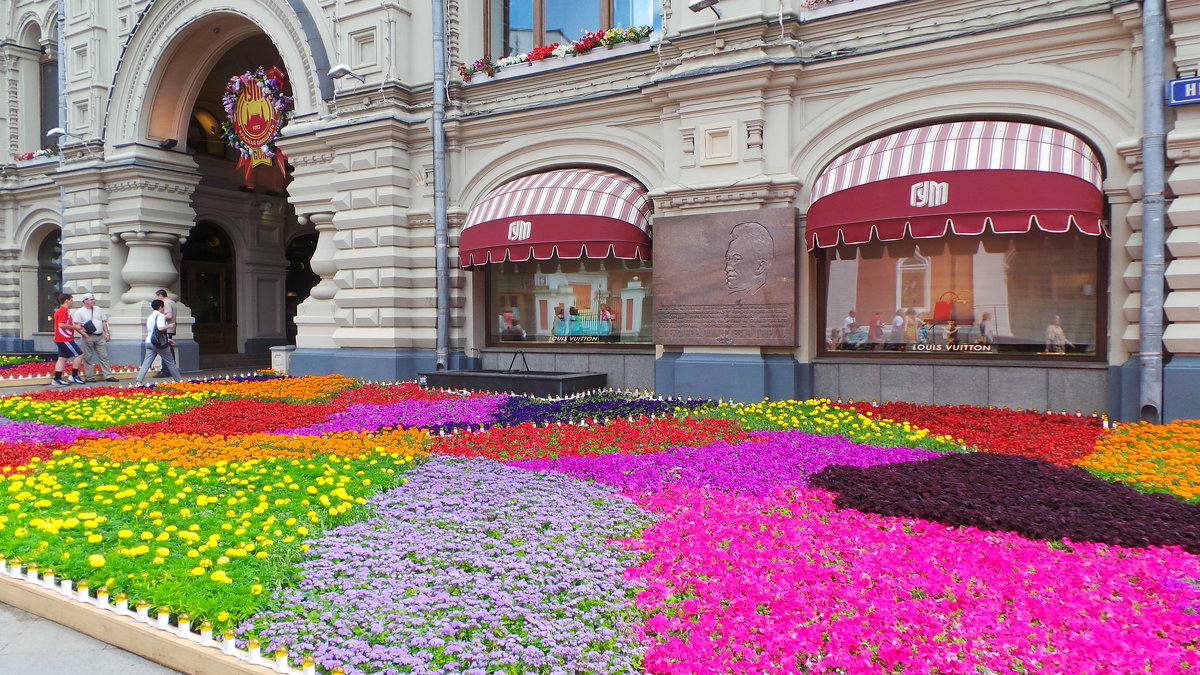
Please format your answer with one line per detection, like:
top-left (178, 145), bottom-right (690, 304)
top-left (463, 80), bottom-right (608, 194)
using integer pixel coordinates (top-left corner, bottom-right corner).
top-left (432, 0), bottom-right (450, 369)
top-left (57, 0), bottom-right (68, 282)
top-left (1140, 0), bottom-right (1166, 423)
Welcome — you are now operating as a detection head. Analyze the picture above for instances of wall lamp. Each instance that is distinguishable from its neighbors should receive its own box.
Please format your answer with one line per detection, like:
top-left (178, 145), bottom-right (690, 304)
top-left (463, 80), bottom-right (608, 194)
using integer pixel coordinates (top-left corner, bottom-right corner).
top-left (46, 127), bottom-right (83, 141)
top-left (689, 0), bottom-right (721, 18)
top-left (328, 64), bottom-right (365, 83)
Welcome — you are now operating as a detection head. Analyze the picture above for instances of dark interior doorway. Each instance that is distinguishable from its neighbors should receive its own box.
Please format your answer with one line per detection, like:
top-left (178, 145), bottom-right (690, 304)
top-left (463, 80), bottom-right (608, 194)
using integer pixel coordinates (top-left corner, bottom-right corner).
top-left (181, 222), bottom-right (237, 354)
top-left (284, 233), bottom-right (319, 345)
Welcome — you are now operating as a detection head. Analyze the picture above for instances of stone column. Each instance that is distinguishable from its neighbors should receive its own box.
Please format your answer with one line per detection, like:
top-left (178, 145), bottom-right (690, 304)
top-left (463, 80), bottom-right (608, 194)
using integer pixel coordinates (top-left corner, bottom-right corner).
top-left (293, 212), bottom-right (339, 349)
top-left (95, 151), bottom-right (200, 368)
top-left (115, 231), bottom-right (180, 304)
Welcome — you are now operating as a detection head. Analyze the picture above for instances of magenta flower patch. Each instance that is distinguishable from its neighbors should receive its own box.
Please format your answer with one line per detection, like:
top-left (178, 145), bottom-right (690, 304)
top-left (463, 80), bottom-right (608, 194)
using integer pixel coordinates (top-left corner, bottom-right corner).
top-left (511, 430), bottom-right (946, 495)
top-left (626, 485), bottom-right (1200, 675)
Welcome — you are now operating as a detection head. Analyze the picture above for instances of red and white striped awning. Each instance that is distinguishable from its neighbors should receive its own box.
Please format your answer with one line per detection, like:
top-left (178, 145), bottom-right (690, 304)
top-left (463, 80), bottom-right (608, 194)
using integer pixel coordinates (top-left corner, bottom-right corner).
top-left (459, 168), bottom-right (653, 267)
top-left (806, 121), bottom-right (1107, 250)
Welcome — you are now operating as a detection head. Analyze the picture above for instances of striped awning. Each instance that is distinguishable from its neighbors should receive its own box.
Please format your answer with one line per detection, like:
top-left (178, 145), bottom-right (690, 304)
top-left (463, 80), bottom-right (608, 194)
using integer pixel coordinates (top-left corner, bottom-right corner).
top-left (805, 121), bottom-right (1107, 250)
top-left (459, 168), bottom-right (653, 267)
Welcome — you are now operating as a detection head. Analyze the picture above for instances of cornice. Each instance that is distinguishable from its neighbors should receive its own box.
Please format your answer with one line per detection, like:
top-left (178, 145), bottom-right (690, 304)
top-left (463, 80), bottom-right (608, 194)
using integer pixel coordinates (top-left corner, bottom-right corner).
top-left (106, 179), bottom-right (195, 196)
top-left (650, 178), bottom-right (803, 212)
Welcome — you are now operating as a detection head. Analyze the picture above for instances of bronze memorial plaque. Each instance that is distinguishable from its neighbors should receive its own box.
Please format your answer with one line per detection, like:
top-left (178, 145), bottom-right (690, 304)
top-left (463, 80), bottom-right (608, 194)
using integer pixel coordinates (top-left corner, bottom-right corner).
top-left (653, 207), bottom-right (797, 346)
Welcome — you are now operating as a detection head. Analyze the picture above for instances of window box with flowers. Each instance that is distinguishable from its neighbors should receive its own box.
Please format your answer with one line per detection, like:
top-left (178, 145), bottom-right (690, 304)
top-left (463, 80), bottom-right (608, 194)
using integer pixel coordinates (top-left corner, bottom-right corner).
top-left (457, 25), bottom-right (654, 83)
top-left (11, 147), bottom-right (60, 163)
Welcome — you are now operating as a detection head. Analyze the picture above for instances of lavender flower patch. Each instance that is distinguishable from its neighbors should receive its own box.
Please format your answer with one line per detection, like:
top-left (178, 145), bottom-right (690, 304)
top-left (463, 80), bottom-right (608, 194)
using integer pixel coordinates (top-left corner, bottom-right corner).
top-left (512, 430), bottom-right (947, 496)
top-left (241, 457), bottom-right (656, 675)
top-left (0, 419), bottom-right (118, 444)
top-left (275, 397), bottom-right (508, 435)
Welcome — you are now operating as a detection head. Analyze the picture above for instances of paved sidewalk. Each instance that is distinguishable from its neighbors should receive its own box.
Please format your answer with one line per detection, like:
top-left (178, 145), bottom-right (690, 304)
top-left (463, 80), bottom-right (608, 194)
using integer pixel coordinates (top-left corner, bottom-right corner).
top-left (0, 602), bottom-right (180, 674)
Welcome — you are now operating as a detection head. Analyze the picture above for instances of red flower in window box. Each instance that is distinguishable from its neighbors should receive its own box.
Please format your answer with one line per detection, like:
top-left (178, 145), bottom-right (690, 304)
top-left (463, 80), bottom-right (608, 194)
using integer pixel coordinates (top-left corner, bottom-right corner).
top-left (573, 30), bottom-right (605, 55)
top-left (527, 42), bottom-right (560, 62)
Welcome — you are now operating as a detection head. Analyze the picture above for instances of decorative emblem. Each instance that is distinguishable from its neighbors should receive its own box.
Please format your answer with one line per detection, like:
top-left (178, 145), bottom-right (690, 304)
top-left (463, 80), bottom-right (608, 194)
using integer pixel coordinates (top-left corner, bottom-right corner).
top-left (910, 180), bottom-right (949, 208)
top-left (222, 66), bottom-right (294, 187)
top-left (507, 219), bottom-right (532, 241)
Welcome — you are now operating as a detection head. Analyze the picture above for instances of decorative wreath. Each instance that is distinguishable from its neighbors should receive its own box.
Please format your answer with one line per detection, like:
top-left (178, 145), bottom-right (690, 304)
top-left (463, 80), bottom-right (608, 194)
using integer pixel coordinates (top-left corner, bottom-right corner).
top-left (221, 66), bottom-right (294, 185)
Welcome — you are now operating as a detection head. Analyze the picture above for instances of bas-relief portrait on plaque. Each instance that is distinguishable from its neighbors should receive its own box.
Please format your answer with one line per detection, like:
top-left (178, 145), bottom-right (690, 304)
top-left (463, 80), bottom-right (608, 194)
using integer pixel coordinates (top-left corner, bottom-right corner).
top-left (653, 207), bottom-right (798, 346)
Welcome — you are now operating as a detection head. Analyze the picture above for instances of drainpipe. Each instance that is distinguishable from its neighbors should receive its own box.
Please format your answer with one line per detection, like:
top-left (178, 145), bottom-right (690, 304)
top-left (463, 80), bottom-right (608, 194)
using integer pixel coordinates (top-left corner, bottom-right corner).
top-left (57, 0), bottom-right (68, 283)
top-left (1139, 0), bottom-right (1166, 423)
top-left (432, 0), bottom-right (450, 369)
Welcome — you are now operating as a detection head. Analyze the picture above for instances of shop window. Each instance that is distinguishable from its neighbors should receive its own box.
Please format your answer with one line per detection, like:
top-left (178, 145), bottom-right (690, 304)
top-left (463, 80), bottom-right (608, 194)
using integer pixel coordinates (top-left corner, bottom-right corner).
top-left (821, 233), bottom-right (1103, 356)
top-left (485, 0), bottom-right (661, 57)
top-left (487, 257), bottom-right (652, 345)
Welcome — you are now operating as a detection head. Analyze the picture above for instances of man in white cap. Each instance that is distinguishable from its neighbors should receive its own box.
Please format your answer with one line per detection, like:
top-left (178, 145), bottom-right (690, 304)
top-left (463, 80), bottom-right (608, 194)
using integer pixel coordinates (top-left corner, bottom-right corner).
top-left (72, 293), bottom-right (117, 382)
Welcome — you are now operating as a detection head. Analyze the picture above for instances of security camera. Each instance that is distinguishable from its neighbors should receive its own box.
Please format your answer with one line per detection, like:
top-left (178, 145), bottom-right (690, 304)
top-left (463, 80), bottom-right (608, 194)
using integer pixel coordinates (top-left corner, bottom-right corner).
top-left (689, 0), bottom-right (720, 12)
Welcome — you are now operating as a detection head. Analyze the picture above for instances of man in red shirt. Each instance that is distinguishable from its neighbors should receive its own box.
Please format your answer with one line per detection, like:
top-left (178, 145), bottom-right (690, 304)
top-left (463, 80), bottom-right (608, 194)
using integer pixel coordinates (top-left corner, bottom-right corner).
top-left (51, 292), bottom-right (86, 386)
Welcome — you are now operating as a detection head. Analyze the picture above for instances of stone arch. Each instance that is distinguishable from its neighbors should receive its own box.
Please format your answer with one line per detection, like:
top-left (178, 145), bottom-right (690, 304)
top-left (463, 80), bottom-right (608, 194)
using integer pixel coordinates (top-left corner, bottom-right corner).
top-left (16, 215), bottom-right (63, 338)
top-left (16, 209), bottom-right (62, 259)
top-left (790, 71), bottom-right (1137, 200)
top-left (105, 0), bottom-right (330, 150)
top-left (456, 132), bottom-right (666, 210)
top-left (14, 12), bottom-right (43, 45)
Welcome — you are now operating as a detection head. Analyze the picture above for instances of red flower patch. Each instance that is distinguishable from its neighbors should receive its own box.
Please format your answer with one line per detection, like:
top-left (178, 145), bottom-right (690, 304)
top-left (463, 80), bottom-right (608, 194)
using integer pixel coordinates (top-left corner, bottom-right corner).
top-left (116, 399), bottom-right (345, 436)
top-left (19, 386), bottom-right (180, 402)
top-left (431, 416), bottom-right (746, 461)
top-left (0, 441), bottom-right (70, 473)
top-left (837, 401), bottom-right (1107, 466)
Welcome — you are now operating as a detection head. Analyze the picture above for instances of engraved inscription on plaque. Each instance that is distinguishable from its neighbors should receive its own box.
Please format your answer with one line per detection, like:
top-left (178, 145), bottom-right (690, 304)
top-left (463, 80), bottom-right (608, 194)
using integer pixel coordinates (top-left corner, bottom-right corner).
top-left (653, 208), bottom-right (798, 346)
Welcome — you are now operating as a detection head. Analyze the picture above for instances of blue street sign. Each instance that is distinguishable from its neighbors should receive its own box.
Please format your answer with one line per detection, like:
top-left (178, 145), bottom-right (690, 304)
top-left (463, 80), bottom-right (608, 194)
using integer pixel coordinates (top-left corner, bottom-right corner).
top-left (1169, 76), bottom-right (1200, 106)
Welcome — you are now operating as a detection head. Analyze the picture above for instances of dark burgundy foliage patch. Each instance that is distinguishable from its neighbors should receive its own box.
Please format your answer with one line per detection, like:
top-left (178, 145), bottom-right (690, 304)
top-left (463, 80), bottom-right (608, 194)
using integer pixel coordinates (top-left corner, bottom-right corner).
top-left (810, 452), bottom-right (1200, 554)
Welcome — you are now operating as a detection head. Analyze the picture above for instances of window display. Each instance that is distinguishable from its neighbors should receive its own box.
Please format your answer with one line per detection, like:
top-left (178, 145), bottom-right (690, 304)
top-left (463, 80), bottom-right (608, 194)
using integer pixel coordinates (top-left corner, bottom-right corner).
top-left (821, 233), bottom-right (1103, 356)
top-left (488, 258), bottom-right (652, 345)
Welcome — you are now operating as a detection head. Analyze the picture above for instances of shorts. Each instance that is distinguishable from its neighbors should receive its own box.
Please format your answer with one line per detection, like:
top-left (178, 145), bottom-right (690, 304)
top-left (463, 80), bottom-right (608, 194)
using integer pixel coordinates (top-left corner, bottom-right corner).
top-left (56, 340), bottom-right (83, 359)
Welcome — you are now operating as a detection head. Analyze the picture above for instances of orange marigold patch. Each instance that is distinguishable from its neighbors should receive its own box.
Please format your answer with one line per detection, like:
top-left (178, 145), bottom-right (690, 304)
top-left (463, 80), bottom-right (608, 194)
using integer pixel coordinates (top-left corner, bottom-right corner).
top-left (161, 375), bottom-right (358, 401)
top-left (66, 428), bottom-right (430, 467)
top-left (1077, 420), bottom-right (1200, 502)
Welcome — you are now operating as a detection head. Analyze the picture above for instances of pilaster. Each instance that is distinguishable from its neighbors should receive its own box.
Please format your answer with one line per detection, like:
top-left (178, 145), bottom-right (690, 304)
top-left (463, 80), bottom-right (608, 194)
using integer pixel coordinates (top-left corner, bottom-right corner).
top-left (1165, 0), bottom-right (1200, 354)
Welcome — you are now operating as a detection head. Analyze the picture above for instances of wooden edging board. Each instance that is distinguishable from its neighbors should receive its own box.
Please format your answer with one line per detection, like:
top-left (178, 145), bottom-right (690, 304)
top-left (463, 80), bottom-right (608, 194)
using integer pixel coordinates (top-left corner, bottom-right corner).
top-left (0, 574), bottom-right (282, 675)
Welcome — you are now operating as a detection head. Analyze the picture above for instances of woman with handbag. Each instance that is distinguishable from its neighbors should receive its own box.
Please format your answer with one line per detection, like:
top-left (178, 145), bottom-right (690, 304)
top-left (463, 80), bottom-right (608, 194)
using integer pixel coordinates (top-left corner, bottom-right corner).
top-left (134, 299), bottom-right (182, 384)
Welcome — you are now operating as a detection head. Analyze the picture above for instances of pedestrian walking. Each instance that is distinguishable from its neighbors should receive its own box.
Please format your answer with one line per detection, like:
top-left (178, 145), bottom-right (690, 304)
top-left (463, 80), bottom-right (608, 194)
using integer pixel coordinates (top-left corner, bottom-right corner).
top-left (50, 292), bottom-right (86, 386)
top-left (153, 289), bottom-right (178, 378)
top-left (135, 299), bottom-right (181, 384)
top-left (72, 293), bottom-right (118, 382)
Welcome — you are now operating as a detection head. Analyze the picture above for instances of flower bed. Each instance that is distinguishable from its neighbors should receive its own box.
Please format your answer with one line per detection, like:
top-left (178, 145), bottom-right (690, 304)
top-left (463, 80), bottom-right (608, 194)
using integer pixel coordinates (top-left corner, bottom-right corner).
top-left (0, 379), bottom-right (1194, 674)
top-left (836, 400), bottom-right (1108, 465)
top-left (1079, 419), bottom-right (1200, 501)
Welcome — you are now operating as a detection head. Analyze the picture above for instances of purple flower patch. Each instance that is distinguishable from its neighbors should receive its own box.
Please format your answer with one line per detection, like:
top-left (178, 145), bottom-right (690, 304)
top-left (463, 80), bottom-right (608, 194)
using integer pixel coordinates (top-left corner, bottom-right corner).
top-left (241, 457), bottom-right (655, 674)
top-left (510, 430), bottom-right (947, 496)
top-left (0, 419), bottom-right (117, 444)
top-left (275, 397), bottom-right (508, 435)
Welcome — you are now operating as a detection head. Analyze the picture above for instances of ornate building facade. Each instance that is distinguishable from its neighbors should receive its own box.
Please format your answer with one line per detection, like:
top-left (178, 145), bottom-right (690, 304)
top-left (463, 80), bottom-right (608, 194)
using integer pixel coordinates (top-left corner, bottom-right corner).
top-left (1, 0), bottom-right (1196, 419)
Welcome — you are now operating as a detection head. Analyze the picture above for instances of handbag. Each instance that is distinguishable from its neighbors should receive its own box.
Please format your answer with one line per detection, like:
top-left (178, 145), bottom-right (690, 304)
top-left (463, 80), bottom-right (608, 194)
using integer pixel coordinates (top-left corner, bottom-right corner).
top-left (932, 292), bottom-right (959, 322)
top-left (150, 327), bottom-right (170, 349)
top-left (81, 320), bottom-right (97, 335)
top-left (932, 290), bottom-right (975, 323)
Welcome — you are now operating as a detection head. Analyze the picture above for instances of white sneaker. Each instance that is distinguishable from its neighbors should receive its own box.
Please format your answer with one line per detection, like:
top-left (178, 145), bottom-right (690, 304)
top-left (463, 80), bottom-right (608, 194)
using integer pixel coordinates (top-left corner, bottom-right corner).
top-left (70, 375), bottom-right (86, 384)
top-left (51, 379), bottom-right (70, 387)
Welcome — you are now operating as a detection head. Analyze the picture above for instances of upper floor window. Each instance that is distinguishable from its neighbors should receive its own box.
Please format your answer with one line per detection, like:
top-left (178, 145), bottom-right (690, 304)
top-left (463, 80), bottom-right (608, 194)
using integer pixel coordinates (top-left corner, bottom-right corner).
top-left (486, 0), bottom-right (661, 57)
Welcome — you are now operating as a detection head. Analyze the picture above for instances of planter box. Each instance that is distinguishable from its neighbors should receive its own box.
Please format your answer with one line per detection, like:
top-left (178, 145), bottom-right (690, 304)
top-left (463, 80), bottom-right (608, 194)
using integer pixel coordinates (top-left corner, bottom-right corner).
top-left (420, 369), bottom-right (607, 396)
top-left (474, 40), bottom-right (653, 84)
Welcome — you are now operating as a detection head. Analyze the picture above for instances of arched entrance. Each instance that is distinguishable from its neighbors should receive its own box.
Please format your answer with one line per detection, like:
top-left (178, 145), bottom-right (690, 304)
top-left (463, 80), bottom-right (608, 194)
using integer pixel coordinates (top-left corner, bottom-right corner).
top-left (149, 18), bottom-right (310, 362)
top-left (36, 231), bottom-right (62, 333)
top-left (181, 222), bottom-right (236, 354)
